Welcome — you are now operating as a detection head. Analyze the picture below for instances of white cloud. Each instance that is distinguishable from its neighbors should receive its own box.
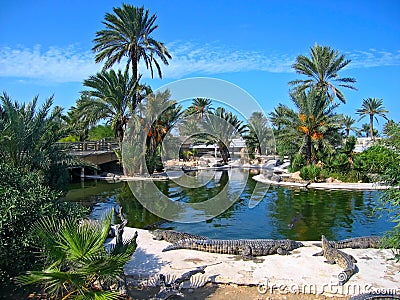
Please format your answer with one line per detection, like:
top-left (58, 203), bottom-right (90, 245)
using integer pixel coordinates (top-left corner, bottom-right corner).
top-left (0, 43), bottom-right (399, 83)
top-left (346, 49), bottom-right (400, 69)
top-left (0, 45), bottom-right (100, 82)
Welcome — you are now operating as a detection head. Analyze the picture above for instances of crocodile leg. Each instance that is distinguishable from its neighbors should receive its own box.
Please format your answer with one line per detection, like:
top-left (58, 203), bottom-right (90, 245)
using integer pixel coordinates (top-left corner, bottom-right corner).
top-left (239, 245), bottom-right (255, 260)
top-left (313, 251), bottom-right (324, 256)
top-left (324, 259), bottom-right (336, 265)
top-left (349, 255), bottom-right (357, 263)
top-left (277, 247), bottom-right (290, 255)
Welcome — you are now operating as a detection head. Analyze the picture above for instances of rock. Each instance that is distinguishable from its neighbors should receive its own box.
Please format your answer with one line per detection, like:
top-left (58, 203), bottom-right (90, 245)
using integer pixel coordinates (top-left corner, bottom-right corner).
top-left (291, 171), bottom-right (302, 180)
top-left (271, 174), bottom-right (281, 182)
top-left (326, 177), bottom-right (334, 183)
top-left (326, 177), bottom-right (342, 183)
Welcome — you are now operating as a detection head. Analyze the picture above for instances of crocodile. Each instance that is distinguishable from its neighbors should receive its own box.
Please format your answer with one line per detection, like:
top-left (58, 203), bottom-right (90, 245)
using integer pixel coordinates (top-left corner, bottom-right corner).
top-left (162, 238), bottom-right (304, 258)
top-left (314, 236), bottom-right (383, 249)
top-left (313, 235), bottom-right (357, 286)
top-left (151, 229), bottom-right (208, 243)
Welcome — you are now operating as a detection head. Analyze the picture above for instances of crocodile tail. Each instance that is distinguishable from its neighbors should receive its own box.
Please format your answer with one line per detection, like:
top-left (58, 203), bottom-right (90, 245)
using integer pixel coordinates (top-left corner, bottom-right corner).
top-left (162, 243), bottom-right (179, 252)
top-left (338, 271), bottom-right (349, 285)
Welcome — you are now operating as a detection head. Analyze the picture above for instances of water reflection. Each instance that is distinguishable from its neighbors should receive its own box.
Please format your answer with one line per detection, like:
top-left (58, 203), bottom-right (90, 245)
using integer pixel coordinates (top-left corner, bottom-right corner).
top-left (64, 169), bottom-right (393, 241)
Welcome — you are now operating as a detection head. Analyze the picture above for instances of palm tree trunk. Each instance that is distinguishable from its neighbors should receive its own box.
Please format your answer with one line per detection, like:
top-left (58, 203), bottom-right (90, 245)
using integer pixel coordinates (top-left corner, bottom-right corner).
top-left (369, 114), bottom-right (374, 141)
top-left (219, 142), bottom-right (230, 164)
top-left (345, 128), bottom-right (349, 138)
top-left (131, 50), bottom-right (139, 106)
top-left (306, 135), bottom-right (312, 165)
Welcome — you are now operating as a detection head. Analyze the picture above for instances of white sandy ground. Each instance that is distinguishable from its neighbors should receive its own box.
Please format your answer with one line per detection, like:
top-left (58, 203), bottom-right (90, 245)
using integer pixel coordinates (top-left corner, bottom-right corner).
top-left (253, 174), bottom-right (393, 191)
top-left (106, 227), bottom-right (400, 298)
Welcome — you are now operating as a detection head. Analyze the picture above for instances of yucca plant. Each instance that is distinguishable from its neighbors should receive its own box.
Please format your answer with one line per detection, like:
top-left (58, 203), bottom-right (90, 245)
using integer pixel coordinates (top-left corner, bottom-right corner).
top-left (17, 210), bottom-right (137, 299)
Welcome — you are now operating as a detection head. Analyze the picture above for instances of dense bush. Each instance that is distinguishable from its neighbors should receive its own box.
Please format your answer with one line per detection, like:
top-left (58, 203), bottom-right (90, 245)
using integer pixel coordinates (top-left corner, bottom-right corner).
top-left (289, 153), bottom-right (306, 172)
top-left (0, 93), bottom-right (76, 191)
top-left (357, 145), bottom-right (397, 174)
top-left (378, 121), bottom-right (400, 258)
top-left (0, 163), bottom-right (87, 286)
top-left (299, 165), bottom-right (322, 182)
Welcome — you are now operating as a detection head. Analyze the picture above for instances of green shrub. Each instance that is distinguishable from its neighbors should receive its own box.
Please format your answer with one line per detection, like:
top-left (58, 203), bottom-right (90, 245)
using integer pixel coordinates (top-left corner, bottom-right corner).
top-left (289, 154), bottom-right (306, 172)
top-left (331, 153), bottom-right (350, 173)
top-left (358, 145), bottom-right (397, 174)
top-left (88, 124), bottom-right (115, 141)
top-left (299, 165), bottom-right (322, 182)
top-left (0, 163), bottom-right (87, 286)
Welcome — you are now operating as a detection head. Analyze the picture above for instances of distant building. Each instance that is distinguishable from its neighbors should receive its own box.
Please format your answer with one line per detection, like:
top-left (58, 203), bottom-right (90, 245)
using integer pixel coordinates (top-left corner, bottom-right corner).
top-left (354, 137), bottom-right (381, 152)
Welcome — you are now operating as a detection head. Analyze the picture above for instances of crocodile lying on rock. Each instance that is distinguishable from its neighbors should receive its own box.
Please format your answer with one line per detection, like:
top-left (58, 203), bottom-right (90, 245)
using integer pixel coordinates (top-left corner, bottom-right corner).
top-left (313, 235), bottom-right (357, 286)
top-left (314, 236), bottom-right (383, 249)
top-left (151, 229), bottom-right (208, 243)
top-left (162, 238), bottom-right (304, 258)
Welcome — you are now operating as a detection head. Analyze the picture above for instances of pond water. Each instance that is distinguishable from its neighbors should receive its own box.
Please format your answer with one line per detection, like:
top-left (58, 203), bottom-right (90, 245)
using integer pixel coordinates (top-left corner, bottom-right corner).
top-left (64, 168), bottom-right (393, 241)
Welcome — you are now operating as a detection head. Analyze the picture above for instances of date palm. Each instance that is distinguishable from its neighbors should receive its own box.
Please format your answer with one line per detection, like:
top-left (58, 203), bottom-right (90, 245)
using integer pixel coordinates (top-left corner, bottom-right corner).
top-left (77, 68), bottom-right (148, 144)
top-left (185, 98), bottom-right (214, 119)
top-left (289, 44), bottom-right (357, 104)
top-left (201, 107), bottom-right (248, 164)
top-left (93, 4), bottom-right (171, 85)
top-left (269, 104), bottom-right (289, 131)
top-left (244, 111), bottom-right (275, 156)
top-left (342, 115), bottom-right (358, 138)
top-left (142, 90), bottom-right (182, 173)
top-left (356, 98), bottom-right (388, 140)
top-left (277, 89), bottom-right (342, 165)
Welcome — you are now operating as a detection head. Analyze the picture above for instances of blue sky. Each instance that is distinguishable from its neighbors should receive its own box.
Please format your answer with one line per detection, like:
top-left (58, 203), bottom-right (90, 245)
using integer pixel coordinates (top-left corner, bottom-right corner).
top-left (0, 0), bottom-right (399, 131)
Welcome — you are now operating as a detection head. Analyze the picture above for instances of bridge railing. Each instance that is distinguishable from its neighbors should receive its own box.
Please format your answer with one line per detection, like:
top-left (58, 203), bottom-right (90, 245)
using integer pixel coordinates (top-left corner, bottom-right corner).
top-left (57, 140), bottom-right (120, 152)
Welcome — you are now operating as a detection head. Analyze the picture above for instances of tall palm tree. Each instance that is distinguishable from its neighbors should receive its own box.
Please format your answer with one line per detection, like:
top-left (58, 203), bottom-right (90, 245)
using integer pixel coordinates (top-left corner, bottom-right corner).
top-left (244, 111), bottom-right (274, 156)
top-left (77, 68), bottom-right (147, 144)
top-left (289, 44), bottom-right (357, 104)
top-left (356, 97), bottom-right (388, 140)
top-left (201, 107), bottom-right (248, 164)
top-left (360, 123), bottom-right (371, 138)
top-left (269, 104), bottom-right (289, 131)
top-left (142, 90), bottom-right (182, 173)
top-left (93, 4), bottom-right (171, 87)
top-left (342, 115), bottom-right (358, 138)
top-left (185, 98), bottom-right (214, 119)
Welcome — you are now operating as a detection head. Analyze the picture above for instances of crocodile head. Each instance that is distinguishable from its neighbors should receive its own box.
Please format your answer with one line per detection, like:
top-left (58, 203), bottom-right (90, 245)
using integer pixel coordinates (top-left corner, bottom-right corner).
top-left (151, 229), bottom-right (164, 240)
top-left (282, 240), bottom-right (304, 250)
top-left (321, 235), bottom-right (330, 251)
top-left (290, 240), bottom-right (304, 249)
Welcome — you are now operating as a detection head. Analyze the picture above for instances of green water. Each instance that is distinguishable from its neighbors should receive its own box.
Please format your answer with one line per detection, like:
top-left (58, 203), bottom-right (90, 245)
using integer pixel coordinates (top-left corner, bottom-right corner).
top-left (65, 169), bottom-right (393, 241)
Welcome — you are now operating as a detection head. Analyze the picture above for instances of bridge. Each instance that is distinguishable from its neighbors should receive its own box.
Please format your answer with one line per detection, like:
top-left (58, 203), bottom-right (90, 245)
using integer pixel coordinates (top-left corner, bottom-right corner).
top-left (59, 141), bottom-right (120, 177)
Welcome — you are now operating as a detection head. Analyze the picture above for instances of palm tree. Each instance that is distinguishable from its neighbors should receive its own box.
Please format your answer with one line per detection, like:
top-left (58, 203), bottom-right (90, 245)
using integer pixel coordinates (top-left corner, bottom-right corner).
top-left (356, 98), bottom-right (388, 140)
top-left (244, 111), bottom-right (275, 156)
top-left (360, 123), bottom-right (371, 138)
top-left (179, 98), bottom-right (214, 143)
top-left (185, 98), bottom-right (214, 119)
top-left (342, 115), bottom-right (358, 138)
top-left (276, 89), bottom-right (342, 165)
top-left (142, 90), bottom-right (182, 173)
top-left (201, 107), bottom-right (248, 164)
top-left (269, 104), bottom-right (289, 131)
top-left (77, 68), bottom-right (147, 144)
top-left (289, 44), bottom-right (357, 104)
top-left (17, 210), bottom-right (137, 299)
top-left (93, 4), bottom-right (171, 87)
